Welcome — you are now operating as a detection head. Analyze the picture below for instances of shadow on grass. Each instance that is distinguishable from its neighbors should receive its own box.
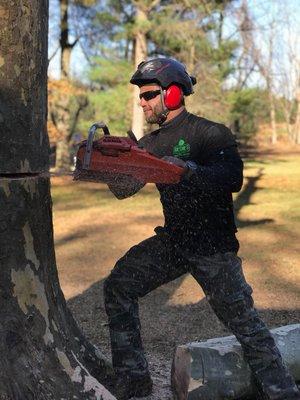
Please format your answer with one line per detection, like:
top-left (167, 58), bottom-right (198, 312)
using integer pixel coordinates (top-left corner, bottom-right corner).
top-left (234, 167), bottom-right (274, 228)
top-left (239, 143), bottom-right (300, 159)
top-left (243, 158), bottom-right (289, 166)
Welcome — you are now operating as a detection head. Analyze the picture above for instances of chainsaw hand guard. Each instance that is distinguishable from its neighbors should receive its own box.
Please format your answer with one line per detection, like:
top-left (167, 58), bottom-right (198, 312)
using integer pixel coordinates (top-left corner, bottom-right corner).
top-left (83, 122), bottom-right (110, 169)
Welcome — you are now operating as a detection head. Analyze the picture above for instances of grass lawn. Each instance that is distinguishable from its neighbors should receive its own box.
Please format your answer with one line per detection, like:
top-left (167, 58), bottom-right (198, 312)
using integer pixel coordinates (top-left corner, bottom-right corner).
top-left (51, 154), bottom-right (300, 312)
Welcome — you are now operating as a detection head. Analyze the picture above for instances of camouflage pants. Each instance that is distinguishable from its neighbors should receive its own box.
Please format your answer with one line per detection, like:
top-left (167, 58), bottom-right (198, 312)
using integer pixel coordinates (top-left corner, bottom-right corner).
top-left (104, 233), bottom-right (299, 399)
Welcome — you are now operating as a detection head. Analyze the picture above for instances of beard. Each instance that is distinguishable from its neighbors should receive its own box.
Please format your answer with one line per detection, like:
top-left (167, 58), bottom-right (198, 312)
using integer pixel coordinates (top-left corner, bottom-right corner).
top-left (144, 103), bottom-right (165, 124)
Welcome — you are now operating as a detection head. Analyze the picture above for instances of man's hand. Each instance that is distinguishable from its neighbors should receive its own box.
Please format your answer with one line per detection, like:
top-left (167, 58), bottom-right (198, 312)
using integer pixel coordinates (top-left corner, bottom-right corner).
top-left (162, 156), bottom-right (187, 169)
top-left (162, 156), bottom-right (198, 180)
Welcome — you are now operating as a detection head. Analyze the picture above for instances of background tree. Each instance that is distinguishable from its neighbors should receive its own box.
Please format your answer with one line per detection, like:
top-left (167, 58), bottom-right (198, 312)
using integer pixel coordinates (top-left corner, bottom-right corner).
top-left (228, 88), bottom-right (269, 143)
top-left (274, 2), bottom-right (300, 145)
top-left (83, 0), bottom-right (238, 135)
top-left (49, 0), bottom-right (98, 78)
top-left (0, 1), bottom-right (114, 397)
top-left (48, 79), bottom-right (89, 171)
top-left (233, 0), bottom-right (291, 144)
top-left (60, 0), bottom-right (77, 78)
top-left (87, 0), bottom-right (154, 137)
top-left (131, 1), bottom-right (149, 138)
top-left (87, 58), bottom-right (132, 134)
top-left (48, 0), bottom-right (300, 147)
top-left (48, 0), bottom-right (98, 170)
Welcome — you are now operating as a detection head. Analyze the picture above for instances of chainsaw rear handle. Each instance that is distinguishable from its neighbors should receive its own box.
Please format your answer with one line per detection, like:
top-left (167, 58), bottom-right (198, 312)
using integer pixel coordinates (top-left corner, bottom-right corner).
top-left (83, 122), bottom-right (110, 169)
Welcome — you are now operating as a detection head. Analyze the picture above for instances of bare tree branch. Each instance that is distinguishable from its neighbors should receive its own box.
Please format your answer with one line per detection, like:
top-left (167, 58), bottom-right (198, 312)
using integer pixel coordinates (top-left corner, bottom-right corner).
top-left (49, 45), bottom-right (60, 62)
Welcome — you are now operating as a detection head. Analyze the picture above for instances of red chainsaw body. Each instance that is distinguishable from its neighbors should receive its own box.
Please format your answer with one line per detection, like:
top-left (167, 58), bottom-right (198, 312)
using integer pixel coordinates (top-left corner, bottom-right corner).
top-left (75, 135), bottom-right (183, 184)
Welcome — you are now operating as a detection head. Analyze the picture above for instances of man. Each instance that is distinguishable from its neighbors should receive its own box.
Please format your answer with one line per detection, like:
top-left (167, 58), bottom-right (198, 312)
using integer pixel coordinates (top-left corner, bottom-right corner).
top-left (104, 58), bottom-right (300, 400)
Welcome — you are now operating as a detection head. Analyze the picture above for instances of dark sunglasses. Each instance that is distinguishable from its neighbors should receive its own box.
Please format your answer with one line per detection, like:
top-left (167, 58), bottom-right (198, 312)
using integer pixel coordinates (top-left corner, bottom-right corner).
top-left (139, 90), bottom-right (161, 101)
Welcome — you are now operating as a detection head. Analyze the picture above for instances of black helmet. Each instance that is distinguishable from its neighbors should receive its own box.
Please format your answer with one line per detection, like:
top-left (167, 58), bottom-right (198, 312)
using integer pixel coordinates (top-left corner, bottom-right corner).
top-left (130, 58), bottom-right (196, 96)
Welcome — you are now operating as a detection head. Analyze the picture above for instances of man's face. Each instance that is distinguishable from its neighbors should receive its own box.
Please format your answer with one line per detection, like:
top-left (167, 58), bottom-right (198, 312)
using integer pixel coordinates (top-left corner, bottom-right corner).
top-left (139, 84), bottom-right (164, 124)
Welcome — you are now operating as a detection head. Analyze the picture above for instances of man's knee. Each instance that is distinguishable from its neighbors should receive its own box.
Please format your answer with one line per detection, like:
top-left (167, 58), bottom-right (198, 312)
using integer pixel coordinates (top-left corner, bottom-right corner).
top-left (209, 281), bottom-right (254, 320)
top-left (103, 272), bottom-right (127, 325)
top-left (104, 257), bottom-right (126, 299)
top-left (103, 265), bottom-right (127, 311)
top-left (103, 274), bottom-right (114, 303)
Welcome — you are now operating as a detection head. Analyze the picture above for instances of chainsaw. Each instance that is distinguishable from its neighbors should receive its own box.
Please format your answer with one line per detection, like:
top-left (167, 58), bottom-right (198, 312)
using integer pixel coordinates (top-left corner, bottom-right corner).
top-left (73, 122), bottom-right (184, 185)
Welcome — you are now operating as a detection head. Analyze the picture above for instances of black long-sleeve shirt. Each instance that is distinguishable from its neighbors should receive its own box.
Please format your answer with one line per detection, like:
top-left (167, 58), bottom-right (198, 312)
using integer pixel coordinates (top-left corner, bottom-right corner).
top-left (138, 109), bottom-right (243, 256)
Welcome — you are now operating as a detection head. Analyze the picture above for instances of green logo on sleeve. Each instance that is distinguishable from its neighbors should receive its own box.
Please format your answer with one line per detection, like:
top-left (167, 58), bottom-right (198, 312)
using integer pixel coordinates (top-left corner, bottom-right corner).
top-left (173, 138), bottom-right (190, 157)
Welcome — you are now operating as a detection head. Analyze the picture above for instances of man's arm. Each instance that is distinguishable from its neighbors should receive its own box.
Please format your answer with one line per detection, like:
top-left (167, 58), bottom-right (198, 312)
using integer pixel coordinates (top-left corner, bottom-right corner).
top-left (191, 145), bottom-right (243, 193)
top-left (164, 145), bottom-right (243, 193)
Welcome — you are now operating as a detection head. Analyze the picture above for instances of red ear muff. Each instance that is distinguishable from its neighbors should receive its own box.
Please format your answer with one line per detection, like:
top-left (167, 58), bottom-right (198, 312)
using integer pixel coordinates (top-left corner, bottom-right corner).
top-left (164, 85), bottom-right (183, 110)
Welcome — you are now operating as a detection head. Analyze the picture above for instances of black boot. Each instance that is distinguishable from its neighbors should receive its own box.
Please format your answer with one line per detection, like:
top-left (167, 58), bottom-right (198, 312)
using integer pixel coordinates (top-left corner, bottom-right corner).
top-left (113, 372), bottom-right (153, 400)
top-left (253, 362), bottom-right (300, 400)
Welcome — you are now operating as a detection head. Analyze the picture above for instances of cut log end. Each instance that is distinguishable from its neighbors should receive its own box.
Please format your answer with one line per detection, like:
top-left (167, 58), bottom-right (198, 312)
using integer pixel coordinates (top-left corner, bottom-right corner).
top-left (172, 346), bottom-right (192, 400)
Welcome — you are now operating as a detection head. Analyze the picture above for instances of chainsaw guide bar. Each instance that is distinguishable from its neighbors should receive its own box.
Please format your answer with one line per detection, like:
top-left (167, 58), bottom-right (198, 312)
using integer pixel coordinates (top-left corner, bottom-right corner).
top-left (74, 122), bottom-right (183, 184)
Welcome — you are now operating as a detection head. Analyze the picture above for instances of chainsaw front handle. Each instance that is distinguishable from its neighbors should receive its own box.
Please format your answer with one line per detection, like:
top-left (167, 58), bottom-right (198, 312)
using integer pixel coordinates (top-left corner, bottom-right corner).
top-left (83, 122), bottom-right (110, 169)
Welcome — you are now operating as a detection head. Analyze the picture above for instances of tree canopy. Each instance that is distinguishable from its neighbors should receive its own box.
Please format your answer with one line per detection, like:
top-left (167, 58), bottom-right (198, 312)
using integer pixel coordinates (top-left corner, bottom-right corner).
top-left (47, 0), bottom-right (300, 167)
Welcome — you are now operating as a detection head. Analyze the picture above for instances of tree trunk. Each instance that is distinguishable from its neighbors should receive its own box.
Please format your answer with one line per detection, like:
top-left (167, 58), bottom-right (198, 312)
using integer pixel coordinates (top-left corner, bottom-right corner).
top-left (293, 85), bottom-right (300, 144)
top-left (0, 2), bottom-right (49, 174)
top-left (269, 89), bottom-right (277, 145)
top-left (131, 6), bottom-right (147, 140)
top-left (0, 178), bottom-right (115, 399)
top-left (282, 101), bottom-right (293, 142)
top-left (188, 42), bottom-right (195, 72)
top-left (171, 324), bottom-right (300, 400)
top-left (60, 0), bottom-right (73, 79)
top-left (0, 1), bottom-right (115, 398)
top-left (55, 138), bottom-right (73, 171)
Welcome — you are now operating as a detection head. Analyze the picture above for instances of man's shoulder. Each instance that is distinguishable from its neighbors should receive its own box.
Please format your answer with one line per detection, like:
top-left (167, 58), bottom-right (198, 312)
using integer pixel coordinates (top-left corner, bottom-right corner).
top-left (187, 113), bottom-right (230, 134)
top-left (138, 129), bottom-right (159, 147)
top-left (187, 112), bottom-right (214, 127)
top-left (186, 114), bottom-right (238, 157)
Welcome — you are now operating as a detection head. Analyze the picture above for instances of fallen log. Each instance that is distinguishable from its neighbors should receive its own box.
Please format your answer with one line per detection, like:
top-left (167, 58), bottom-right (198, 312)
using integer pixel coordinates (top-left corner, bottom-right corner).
top-left (171, 324), bottom-right (300, 400)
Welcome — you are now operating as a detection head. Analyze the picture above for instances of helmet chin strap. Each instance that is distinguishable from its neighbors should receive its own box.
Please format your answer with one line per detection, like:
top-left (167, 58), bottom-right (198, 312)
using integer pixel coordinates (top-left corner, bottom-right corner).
top-left (156, 88), bottom-right (169, 125)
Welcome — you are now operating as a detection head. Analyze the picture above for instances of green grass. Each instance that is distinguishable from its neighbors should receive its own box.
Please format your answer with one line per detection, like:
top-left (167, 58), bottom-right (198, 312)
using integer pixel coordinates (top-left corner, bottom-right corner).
top-left (241, 156), bottom-right (300, 224)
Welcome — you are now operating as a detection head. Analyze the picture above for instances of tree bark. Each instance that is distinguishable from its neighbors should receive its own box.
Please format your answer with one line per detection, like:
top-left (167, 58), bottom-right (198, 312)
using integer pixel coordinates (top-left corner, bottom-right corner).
top-left (171, 324), bottom-right (300, 400)
top-left (131, 6), bottom-right (147, 140)
top-left (0, 1), bottom-right (115, 398)
top-left (0, 2), bottom-right (49, 174)
top-left (0, 177), bottom-right (115, 399)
